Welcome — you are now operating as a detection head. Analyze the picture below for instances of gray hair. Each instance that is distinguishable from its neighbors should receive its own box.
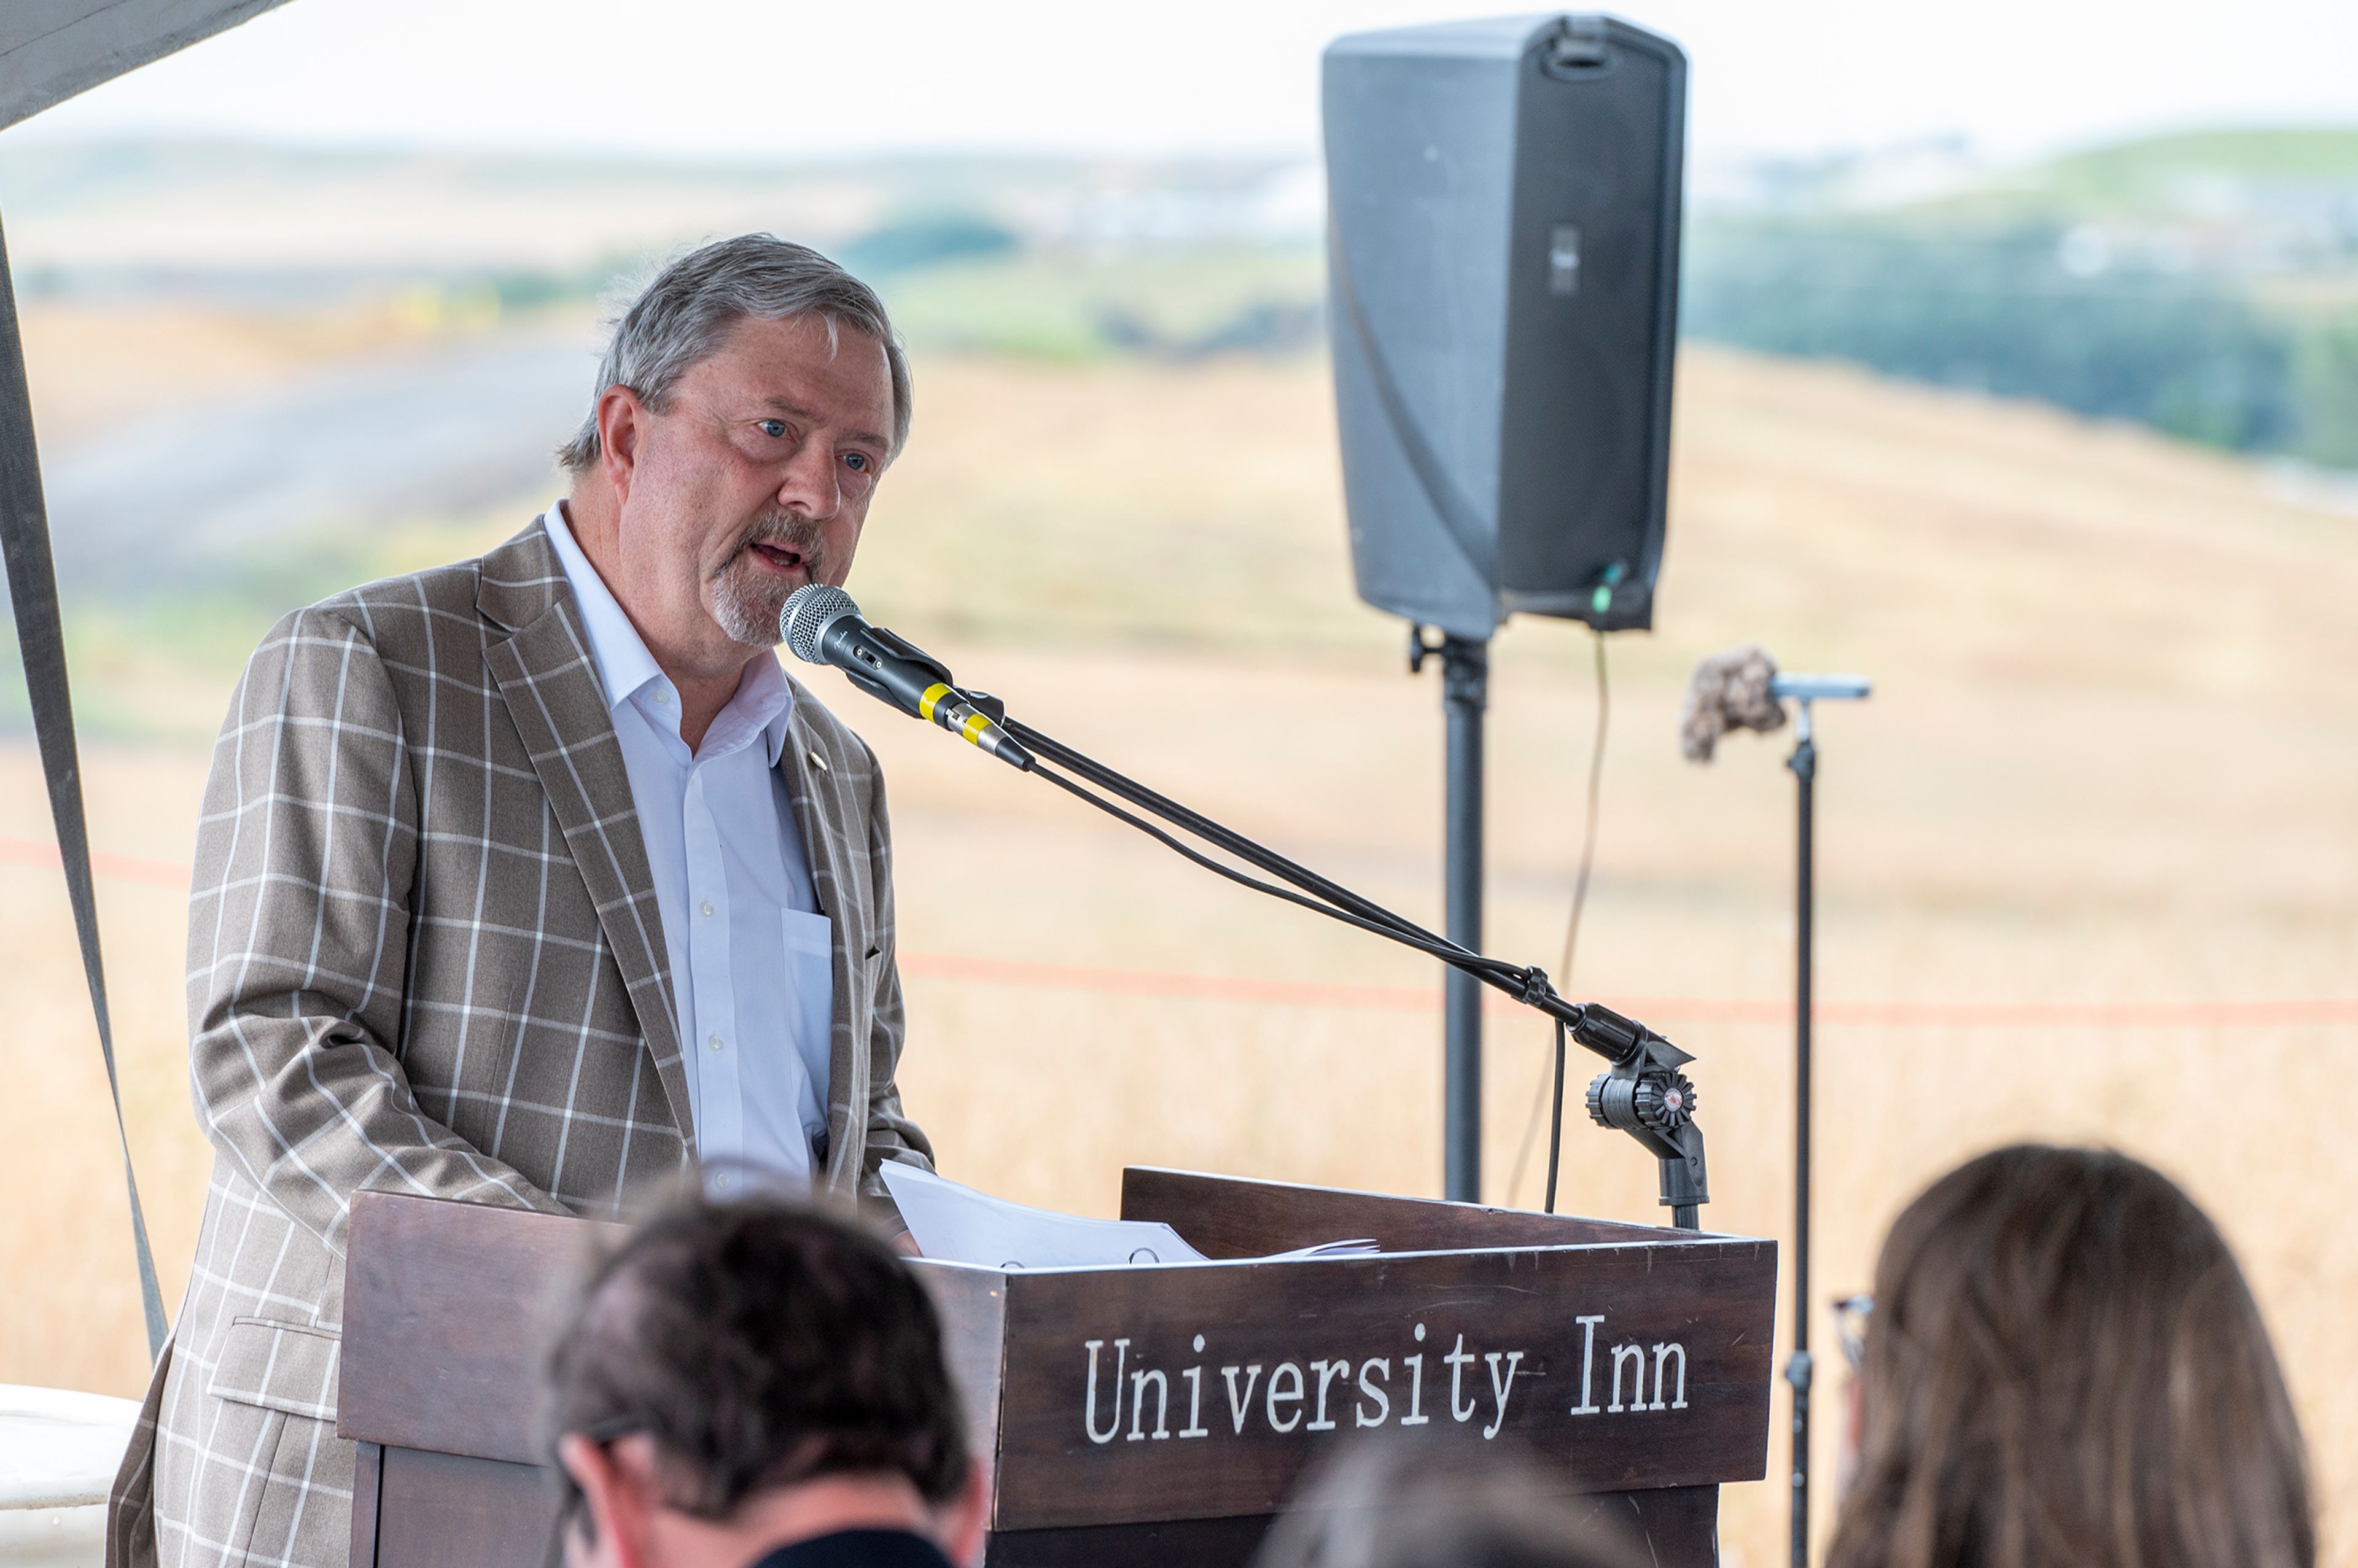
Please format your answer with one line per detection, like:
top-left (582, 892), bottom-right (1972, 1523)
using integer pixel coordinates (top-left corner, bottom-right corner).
top-left (1253, 1444), bottom-right (1651, 1568)
top-left (557, 234), bottom-right (911, 475)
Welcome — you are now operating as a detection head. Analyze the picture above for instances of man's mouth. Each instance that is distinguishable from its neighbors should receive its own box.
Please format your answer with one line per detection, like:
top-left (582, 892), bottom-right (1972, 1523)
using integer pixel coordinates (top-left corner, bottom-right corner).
top-left (713, 521), bottom-right (827, 645)
top-left (749, 541), bottom-right (809, 575)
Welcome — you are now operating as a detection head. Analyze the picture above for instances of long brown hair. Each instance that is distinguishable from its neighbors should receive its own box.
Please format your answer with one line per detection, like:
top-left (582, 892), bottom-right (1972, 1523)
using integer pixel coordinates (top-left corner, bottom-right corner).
top-left (1826, 1144), bottom-right (2312, 1568)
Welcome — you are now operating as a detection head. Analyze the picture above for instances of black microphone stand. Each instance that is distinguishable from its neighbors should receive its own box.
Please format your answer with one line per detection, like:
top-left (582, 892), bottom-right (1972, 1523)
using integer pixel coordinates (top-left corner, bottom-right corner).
top-left (973, 702), bottom-right (1711, 1227)
top-left (1761, 673), bottom-right (1867, 1568)
top-left (1786, 711), bottom-right (1817, 1568)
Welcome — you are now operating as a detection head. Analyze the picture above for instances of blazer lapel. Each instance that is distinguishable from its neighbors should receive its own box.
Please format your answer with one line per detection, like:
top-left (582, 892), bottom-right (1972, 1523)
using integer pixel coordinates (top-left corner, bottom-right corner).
top-left (479, 526), bottom-right (695, 1156)
top-left (779, 696), bottom-right (868, 1194)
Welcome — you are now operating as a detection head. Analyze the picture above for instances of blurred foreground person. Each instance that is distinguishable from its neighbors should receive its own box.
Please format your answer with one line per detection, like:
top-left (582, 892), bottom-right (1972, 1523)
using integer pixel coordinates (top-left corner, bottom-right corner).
top-left (1828, 1144), bottom-right (2313, 1568)
top-left (545, 1195), bottom-right (986, 1568)
top-left (1253, 1446), bottom-right (1649, 1568)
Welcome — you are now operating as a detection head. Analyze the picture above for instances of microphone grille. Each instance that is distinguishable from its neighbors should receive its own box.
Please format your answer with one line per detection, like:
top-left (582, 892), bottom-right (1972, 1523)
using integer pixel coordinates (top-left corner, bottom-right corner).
top-left (781, 584), bottom-right (859, 666)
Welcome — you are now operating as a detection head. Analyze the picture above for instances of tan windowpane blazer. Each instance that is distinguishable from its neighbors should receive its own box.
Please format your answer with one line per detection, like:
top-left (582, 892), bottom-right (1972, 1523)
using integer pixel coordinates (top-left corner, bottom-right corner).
top-left (107, 521), bottom-right (933, 1568)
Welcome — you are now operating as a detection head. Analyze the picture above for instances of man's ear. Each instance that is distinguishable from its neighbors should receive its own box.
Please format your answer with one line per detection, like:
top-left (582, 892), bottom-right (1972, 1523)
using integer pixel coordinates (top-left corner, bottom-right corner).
top-left (557, 1433), bottom-right (660, 1568)
top-left (596, 385), bottom-right (650, 501)
top-left (936, 1460), bottom-right (990, 1568)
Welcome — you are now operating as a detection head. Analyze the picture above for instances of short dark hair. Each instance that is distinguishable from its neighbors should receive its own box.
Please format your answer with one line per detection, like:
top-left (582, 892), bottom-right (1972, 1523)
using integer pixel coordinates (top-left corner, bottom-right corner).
top-left (1827, 1144), bottom-right (2313, 1568)
top-left (542, 1195), bottom-right (970, 1527)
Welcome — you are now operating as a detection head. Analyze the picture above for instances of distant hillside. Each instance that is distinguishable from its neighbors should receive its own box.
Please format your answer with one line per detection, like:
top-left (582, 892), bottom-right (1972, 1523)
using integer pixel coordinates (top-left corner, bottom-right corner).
top-left (1987, 126), bottom-right (2358, 218)
top-left (1705, 126), bottom-right (2358, 224)
top-left (0, 137), bottom-right (1325, 360)
top-left (0, 138), bottom-right (1316, 287)
top-left (7, 130), bottom-right (2356, 461)
top-left (1687, 126), bottom-right (2358, 466)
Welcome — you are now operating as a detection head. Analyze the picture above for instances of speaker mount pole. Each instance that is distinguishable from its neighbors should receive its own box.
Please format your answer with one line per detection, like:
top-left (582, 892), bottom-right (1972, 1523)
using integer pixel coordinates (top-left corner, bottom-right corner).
top-left (1413, 626), bottom-right (1489, 1201)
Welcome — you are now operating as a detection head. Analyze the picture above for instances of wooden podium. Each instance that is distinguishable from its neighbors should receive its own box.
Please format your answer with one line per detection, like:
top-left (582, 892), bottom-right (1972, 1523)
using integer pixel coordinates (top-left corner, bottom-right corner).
top-left (340, 1171), bottom-right (1776, 1568)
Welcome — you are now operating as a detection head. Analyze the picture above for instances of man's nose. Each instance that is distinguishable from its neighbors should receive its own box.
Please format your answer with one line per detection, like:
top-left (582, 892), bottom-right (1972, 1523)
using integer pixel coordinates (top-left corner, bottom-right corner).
top-left (772, 438), bottom-right (841, 519)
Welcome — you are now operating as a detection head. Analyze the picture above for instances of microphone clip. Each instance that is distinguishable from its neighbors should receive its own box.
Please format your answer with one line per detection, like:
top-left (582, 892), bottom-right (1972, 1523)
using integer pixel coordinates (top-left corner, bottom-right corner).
top-left (1577, 1003), bottom-right (1710, 1216)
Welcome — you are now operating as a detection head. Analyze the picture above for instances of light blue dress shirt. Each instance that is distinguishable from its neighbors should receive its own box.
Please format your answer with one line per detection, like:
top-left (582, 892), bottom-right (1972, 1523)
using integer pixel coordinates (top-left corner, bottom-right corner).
top-left (545, 503), bottom-right (834, 1190)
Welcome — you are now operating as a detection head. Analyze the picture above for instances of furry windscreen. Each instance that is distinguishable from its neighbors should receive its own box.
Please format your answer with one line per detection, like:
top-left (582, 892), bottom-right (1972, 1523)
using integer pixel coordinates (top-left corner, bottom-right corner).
top-left (1679, 645), bottom-right (1786, 763)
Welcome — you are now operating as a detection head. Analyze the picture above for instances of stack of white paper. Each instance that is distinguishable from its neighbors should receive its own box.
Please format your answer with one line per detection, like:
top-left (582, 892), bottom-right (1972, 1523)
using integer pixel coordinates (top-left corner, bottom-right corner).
top-left (880, 1162), bottom-right (1209, 1268)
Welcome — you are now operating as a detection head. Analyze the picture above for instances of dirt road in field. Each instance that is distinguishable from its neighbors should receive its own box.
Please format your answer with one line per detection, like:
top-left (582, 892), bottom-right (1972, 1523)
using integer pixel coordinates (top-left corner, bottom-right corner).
top-left (39, 328), bottom-right (594, 590)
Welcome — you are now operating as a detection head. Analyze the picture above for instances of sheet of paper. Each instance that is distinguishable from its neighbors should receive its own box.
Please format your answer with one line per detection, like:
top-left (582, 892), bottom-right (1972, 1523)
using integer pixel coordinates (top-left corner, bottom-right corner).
top-left (880, 1162), bottom-right (1210, 1269)
top-left (1259, 1238), bottom-right (1381, 1261)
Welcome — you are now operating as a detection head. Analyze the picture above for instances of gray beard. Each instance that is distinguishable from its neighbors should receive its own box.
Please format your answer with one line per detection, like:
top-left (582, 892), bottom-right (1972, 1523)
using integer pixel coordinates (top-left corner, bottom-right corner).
top-left (710, 514), bottom-right (828, 648)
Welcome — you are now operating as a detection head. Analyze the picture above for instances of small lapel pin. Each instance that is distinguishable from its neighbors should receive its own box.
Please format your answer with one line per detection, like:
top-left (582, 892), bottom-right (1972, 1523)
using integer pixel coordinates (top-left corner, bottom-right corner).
top-left (807, 750), bottom-right (830, 772)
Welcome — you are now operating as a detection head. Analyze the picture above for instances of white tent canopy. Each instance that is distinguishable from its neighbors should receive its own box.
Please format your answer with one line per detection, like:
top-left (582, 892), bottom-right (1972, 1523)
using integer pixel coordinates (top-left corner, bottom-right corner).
top-left (1, 0), bottom-right (292, 132)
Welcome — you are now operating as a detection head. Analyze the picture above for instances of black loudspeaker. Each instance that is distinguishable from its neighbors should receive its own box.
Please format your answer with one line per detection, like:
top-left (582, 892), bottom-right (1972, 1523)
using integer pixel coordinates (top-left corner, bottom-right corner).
top-left (1323, 14), bottom-right (1686, 638)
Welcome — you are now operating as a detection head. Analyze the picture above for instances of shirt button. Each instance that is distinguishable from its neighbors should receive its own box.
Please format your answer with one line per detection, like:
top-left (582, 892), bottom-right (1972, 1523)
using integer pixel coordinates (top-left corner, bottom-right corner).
top-left (708, 1033), bottom-right (724, 1052)
top-left (699, 899), bottom-right (715, 917)
top-left (652, 689), bottom-right (672, 706)
top-left (714, 1171), bottom-right (733, 1191)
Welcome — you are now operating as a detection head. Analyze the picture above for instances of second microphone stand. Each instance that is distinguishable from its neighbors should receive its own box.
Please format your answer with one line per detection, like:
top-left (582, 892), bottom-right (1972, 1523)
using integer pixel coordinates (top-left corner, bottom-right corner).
top-left (1765, 674), bottom-right (1868, 1568)
top-left (980, 702), bottom-right (1711, 1227)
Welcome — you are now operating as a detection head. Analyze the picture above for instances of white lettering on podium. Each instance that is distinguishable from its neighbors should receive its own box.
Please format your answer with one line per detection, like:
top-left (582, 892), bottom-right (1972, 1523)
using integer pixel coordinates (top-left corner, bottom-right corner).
top-left (1265, 1362), bottom-right (1304, 1432)
top-left (1129, 1367), bottom-right (1170, 1440)
top-left (1083, 1339), bottom-right (1127, 1445)
top-left (1651, 1342), bottom-right (1689, 1411)
top-left (1446, 1333), bottom-right (1479, 1423)
top-left (1608, 1343), bottom-right (1647, 1412)
top-left (1220, 1363), bottom-right (1263, 1434)
top-left (1355, 1359), bottom-right (1391, 1427)
top-left (1081, 1312), bottom-right (1687, 1447)
top-left (1178, 1335), bottom-right (1211, 1437)
top-left (1571, 1318), bottom-right (1688, 1416)
top-left (1483, 1351), bottom-right (1525, 1440)
top-left (1308, 1360), bottom-right (1348, 1431)
top-left (1570, 1314), bottom-right (1606, 1415)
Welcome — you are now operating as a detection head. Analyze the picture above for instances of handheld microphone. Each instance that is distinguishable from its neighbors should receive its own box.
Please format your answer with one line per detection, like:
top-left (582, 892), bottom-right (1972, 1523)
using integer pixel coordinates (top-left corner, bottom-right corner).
top-left (779, 586), bottom-right (1033, 770)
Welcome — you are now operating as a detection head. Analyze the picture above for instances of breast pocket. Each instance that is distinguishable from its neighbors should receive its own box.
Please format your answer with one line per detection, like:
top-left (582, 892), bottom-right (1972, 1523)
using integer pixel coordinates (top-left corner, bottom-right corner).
top-left (783, 910), bottom-right (837, 1092)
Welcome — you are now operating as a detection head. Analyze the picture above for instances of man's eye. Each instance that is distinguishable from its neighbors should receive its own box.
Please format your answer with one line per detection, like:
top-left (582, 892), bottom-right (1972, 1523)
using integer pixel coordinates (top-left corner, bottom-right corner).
top-left (844, 452), bottom-right (870, 473)
top-left (757, 419), bottom-right (787, 438)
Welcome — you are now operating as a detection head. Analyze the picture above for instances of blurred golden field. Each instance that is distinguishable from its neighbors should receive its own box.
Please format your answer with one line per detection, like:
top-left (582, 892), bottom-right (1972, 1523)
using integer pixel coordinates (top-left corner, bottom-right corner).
top-left (1, 310), bottom-right (2352, 1568)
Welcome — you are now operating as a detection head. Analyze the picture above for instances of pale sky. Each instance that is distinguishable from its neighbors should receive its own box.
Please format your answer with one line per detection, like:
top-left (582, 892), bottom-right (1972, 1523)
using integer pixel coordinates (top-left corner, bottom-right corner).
top-left (18, 0), bottom-right (2358, 164)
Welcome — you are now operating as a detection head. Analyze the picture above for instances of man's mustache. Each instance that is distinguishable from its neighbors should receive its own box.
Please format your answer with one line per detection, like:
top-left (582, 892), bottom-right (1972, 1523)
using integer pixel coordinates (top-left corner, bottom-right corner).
top-left (734, 514), bottom-right (828, 581)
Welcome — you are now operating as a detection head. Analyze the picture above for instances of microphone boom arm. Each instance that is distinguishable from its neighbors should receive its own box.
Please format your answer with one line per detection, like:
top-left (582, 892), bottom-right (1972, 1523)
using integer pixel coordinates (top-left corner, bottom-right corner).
top-left (988, 705), bottom-right (1710, 1227)
top-left (774, 580), bottom-right (1706, 1226)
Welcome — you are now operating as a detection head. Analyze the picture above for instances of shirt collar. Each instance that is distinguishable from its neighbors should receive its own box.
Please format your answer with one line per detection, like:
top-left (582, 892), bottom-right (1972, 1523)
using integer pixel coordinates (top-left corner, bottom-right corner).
top-left (729, 644), bottom-right (798, 768)
top-left (543, 501), bottom-right (795, 766)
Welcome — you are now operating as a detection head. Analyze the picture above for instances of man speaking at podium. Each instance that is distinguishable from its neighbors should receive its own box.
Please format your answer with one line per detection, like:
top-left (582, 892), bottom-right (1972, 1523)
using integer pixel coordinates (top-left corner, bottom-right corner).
top-left (109, 236), bottom-right (938, 1568)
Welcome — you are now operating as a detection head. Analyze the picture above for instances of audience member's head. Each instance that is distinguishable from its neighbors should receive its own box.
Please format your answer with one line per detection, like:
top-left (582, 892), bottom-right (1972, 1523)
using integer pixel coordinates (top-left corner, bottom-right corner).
top-left (1253, 1446), bottom-right (1651, 1568)
top-left (1828, 1144), bottom-right (2313, 1568)
top-left (542, 1195), bottom-right (986, 1568)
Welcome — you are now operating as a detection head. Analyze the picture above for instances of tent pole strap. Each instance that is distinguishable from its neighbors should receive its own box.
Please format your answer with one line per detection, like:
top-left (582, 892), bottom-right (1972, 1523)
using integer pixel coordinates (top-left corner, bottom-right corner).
top-left (0, 209), bottom-right (168, 1361)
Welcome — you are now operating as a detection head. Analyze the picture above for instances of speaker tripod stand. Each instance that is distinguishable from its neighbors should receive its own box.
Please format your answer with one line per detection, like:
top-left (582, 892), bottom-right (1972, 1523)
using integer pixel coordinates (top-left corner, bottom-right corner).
top-left (1409, 627), bottom-right (1489, 1203)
